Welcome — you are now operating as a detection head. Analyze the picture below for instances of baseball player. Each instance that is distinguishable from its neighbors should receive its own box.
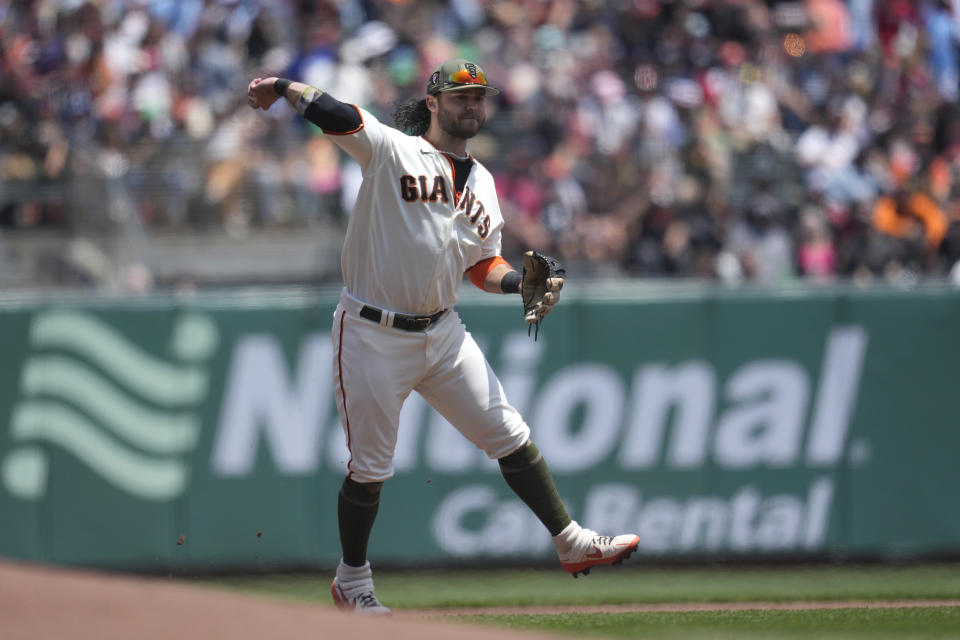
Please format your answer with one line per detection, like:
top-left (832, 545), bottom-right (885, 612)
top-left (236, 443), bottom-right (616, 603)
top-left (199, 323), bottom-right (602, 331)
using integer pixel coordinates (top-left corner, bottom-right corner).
top-left (247, 59), bottom-right (639, 614)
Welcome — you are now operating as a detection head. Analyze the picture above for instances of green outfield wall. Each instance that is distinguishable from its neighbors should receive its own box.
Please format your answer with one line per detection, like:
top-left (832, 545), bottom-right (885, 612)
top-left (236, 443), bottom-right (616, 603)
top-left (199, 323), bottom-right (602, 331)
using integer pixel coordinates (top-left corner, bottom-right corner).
top-left (1, 283), bottom-right (958, 570)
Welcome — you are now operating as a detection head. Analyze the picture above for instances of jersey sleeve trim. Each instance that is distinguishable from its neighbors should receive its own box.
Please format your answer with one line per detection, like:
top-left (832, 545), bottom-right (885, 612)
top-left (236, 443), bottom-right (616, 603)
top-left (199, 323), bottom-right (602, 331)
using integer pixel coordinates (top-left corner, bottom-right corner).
top-left (466, 255), bottom-right (510, 290)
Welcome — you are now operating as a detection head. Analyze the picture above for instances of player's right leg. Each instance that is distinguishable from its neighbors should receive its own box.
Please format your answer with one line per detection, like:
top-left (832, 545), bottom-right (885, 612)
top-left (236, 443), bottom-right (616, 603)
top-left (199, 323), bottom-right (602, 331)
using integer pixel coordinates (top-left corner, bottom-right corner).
top-left (331, 477), bottom-right (390, 612)
top-left (332, 303), bottom-right (425, 483)
top-left (330, 302), bottom-right (426, 613)
top-left (331, 557), bottom-right (391, 614)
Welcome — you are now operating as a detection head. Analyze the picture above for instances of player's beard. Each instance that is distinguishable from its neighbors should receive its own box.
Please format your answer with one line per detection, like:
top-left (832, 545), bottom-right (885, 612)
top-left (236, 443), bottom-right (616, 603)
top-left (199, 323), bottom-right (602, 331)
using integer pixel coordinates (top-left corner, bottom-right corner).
top-left (437, 101), bottom-right (484, 139)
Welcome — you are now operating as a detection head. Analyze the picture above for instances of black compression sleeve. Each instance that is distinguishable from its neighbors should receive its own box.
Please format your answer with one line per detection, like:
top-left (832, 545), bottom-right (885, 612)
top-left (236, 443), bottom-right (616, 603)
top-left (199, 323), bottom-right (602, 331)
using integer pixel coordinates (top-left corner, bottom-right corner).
top-left (303, 92), bottom-right (363, 133)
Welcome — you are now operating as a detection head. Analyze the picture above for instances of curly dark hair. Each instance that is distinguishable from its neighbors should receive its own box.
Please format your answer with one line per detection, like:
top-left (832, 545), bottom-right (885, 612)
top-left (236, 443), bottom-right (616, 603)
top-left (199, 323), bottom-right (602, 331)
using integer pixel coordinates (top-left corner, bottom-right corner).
top-left (394, 98), bottom-right (430, 136)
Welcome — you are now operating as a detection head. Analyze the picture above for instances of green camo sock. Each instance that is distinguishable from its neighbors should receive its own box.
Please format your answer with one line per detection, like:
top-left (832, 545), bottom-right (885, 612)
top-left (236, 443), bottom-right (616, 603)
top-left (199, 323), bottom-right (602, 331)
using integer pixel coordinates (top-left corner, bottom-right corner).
top-left (498, 441), bottom-right (572, 536)
top-left (337, 477), bottom-right (382, 567)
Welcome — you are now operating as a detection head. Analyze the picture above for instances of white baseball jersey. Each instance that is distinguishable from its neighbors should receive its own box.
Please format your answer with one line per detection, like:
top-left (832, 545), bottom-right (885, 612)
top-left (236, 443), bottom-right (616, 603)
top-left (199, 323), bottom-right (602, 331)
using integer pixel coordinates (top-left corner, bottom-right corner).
top-left (326, 106), bottom-right (529, 483)
top-left (333, 107), bottom-right (504, 315)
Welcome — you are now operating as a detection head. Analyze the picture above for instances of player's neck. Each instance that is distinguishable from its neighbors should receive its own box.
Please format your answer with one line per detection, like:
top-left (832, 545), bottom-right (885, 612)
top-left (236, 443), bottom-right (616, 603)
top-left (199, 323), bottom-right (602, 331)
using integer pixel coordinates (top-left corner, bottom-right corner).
top-left (423, 126), bottom-right (468, 157)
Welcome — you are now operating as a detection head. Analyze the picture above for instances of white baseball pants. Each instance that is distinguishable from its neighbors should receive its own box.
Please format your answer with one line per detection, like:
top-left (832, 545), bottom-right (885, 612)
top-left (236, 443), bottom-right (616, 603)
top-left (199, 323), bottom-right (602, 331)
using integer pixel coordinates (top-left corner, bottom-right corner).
top-left (332, 288), bottom-right (530, 482)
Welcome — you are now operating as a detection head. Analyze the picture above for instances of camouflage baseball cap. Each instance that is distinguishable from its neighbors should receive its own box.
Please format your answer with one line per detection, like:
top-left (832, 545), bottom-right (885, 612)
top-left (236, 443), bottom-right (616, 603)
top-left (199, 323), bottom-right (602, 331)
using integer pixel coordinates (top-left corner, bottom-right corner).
top-left (426, 58), bottom-right (500, 96)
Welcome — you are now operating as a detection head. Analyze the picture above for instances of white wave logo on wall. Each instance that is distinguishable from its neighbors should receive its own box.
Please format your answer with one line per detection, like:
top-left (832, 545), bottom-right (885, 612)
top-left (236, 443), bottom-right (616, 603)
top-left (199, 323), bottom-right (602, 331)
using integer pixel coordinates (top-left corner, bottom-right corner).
top-left (1, 310), bottom-right (218, 501)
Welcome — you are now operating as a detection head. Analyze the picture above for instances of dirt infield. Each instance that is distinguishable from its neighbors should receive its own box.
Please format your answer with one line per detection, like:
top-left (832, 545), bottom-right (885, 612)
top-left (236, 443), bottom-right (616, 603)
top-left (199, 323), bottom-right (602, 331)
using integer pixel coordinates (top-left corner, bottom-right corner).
top-left (0, 561), bottom-right (559, 640)
top-left (4, 560), bottom-right (959, 640)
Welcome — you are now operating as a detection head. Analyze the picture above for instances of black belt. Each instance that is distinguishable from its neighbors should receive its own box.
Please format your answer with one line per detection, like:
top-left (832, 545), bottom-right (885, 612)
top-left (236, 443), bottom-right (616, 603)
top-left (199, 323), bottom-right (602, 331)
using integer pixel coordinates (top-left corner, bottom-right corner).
top-left (359, 305), bottom-right (448, 332)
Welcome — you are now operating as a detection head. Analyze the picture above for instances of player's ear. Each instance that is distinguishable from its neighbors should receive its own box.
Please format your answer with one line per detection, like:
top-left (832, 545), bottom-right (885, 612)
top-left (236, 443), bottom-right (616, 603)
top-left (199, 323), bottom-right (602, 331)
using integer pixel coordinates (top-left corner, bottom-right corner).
top-left (425, 94), bottom-right (438, 112)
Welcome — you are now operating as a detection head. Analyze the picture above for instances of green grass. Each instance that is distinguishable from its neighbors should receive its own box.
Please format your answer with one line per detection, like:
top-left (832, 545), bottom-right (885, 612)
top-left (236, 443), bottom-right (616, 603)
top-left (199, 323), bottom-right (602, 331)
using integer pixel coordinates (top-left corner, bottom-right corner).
top-left (462, 607), bottom-right (960, 640)
top-left (198, 564), bottom-right (960, 639)
top-left (205, 564), bottom-right (960, 609)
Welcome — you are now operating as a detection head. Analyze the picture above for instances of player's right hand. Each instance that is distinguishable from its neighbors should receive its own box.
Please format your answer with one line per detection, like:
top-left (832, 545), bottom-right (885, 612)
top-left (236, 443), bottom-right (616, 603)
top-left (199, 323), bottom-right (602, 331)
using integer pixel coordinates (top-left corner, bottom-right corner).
top-left (247, 77), bottom-right (281, 111)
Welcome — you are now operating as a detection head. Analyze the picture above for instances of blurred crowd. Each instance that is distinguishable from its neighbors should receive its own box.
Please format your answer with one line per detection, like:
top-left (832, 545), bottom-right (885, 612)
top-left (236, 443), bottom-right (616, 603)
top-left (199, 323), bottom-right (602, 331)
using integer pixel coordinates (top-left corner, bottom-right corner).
top-left (4, 0), bottom-right (960, 285)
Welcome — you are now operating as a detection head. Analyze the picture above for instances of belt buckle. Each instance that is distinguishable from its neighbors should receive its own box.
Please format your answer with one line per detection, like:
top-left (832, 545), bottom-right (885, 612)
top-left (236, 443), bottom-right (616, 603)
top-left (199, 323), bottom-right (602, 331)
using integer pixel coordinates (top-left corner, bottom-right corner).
top-left (429, 309), bottom-right (447, 327)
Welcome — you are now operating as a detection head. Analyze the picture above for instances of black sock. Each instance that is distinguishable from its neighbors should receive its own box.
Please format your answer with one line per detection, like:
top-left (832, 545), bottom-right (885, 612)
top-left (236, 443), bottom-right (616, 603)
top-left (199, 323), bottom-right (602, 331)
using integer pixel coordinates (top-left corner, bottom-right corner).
top-left (498, 441), bottom-right (571, 536)
top-left (337, 476), bottom-right (382, 567)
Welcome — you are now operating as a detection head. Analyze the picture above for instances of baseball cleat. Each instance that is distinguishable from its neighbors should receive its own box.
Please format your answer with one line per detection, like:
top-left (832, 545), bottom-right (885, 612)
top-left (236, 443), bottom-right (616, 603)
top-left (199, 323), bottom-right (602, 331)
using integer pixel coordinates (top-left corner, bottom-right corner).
top-left (559, 530), bottom-right (641, 578)
top-left (331, 576), bottom-right (392, 614)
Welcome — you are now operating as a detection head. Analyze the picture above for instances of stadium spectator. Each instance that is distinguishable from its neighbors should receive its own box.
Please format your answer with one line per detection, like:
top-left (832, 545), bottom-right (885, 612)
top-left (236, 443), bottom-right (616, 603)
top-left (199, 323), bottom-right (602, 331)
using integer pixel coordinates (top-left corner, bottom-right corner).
top-left (870, 184), bottom-right (949, 274)
top-left (2, 0), bottom-right (960, 287)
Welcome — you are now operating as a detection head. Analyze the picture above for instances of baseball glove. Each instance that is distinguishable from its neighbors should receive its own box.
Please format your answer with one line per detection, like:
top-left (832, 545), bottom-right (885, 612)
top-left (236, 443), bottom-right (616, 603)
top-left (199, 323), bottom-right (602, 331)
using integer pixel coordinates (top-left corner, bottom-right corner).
top-left (521, 250), bottom-right (566, 338)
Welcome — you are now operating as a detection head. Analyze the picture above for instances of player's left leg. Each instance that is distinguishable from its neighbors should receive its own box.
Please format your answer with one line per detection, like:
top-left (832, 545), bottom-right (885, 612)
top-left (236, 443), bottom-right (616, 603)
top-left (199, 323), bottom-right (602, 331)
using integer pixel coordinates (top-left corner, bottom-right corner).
top-left (418, 314), bottom-right (639, 576)
top-left (497, 441), bottom-right (639, 577)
